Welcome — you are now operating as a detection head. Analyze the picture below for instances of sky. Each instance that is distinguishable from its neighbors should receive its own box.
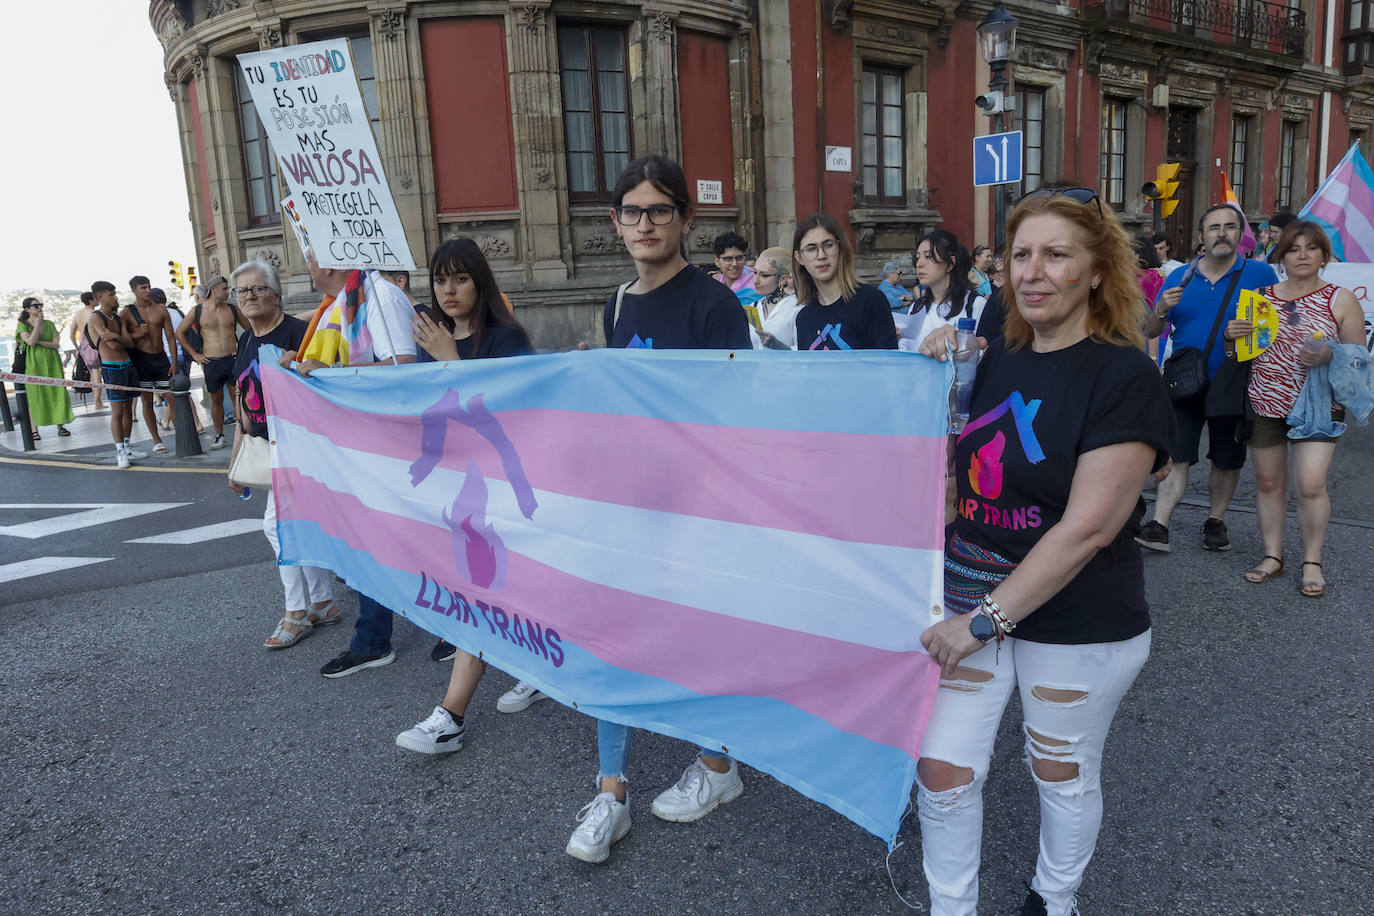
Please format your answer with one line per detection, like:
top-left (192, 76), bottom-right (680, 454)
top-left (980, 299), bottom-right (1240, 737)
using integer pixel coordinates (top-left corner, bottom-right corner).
top-left (0, 2), bottom-right (196, 292)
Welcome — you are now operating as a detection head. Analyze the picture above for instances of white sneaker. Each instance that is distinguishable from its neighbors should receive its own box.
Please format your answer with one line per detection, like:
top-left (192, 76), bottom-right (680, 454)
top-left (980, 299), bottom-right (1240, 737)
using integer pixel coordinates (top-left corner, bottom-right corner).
top-left (496, 680), bottom-right (548, 713)
top-left (650, 757), bottom-right (743, 823)
top-left (566, 792), bottom-right (631, 864)
top-left (395, 705), bottom-right (465, 755)
top-left (125, 446), bottom-right (149, 459)
top-left (209, 435), bottom-right (227, 450)
top-left (116, 450), bottom-right (131, 470)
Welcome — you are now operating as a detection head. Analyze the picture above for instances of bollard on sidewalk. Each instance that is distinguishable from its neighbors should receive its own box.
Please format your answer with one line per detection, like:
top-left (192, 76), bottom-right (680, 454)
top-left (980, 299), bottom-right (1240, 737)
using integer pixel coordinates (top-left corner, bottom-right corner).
top-left (15, 386), bottom-right (35, 451)
top-left (171, 374), bottom-right (204, 458)
top-left (0, 382), bottom-right (13, 432)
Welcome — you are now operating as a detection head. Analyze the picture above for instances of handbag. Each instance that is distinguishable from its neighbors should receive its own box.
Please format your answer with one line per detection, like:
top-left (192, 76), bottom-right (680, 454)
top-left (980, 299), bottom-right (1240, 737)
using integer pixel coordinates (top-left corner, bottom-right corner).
top-left (229, 433), bottom-right (273, 487)
top-left (72, 357), bottom-right (93, 393)
top-left (11, 341), bottom-right (25, 375)
top-left (1161, 267), bottom-right (1244, 403)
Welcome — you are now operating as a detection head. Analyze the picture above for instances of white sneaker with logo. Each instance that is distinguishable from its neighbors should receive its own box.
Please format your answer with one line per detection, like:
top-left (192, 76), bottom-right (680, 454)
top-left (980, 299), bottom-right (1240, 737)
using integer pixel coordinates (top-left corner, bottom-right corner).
top-left (116, 448), bottom-right (131, 470)
top-left (565, 792), bottom-right (631, 864)
top-left (125, 445), bottom-right (149, 459)
top-left (496, 680), bottom-right (548, 713)
top-left (650, 757), bottom-right (743, 823)
top-left (395, 706), bottom-right (465, 755)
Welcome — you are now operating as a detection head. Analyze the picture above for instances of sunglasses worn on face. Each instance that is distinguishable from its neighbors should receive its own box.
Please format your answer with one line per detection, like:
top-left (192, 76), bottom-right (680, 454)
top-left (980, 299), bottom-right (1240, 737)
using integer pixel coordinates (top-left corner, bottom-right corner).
top-left (1019, 187), bottom-right (1104, 218)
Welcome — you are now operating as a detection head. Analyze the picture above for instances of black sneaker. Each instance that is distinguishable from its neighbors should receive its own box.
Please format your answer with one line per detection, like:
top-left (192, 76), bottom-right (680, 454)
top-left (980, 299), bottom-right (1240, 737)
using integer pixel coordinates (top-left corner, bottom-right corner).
top-left (1017, 886), bottom-right (1079, 916)
top-left (1202, 517), bottom-right (1231, 551)
top-left (430, 639), bottom-right (458, 663)
top-left (320, 648), bottom-right (396, 678)
top-left (1135, 520), bottom-right (1171, 553)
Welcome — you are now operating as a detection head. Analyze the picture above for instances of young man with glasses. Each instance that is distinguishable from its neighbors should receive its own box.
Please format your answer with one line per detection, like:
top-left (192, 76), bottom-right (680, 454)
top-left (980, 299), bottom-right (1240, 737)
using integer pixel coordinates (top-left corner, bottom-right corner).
top-left (712, 231), bottom-right (756, 300)
top-left (176, 276), bottom-right (249, 450)
top-left (1141, 203), bottom-right (1279, 553)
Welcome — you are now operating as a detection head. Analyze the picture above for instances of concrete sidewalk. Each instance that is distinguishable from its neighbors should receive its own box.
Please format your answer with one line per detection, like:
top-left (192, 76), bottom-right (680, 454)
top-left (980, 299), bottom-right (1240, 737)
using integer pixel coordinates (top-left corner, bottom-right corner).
top-left (0, 386), bottom-right (233, 470)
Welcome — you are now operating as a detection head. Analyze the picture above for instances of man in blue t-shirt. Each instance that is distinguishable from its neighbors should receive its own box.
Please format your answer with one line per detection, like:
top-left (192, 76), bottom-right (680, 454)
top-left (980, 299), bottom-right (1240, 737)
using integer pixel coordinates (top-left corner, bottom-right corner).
top-left (1140, 203), bottom-right (1278, 554)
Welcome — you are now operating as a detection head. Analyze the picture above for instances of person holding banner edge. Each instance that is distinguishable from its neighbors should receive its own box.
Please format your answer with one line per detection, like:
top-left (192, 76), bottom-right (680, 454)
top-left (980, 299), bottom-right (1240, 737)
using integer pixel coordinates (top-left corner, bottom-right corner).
top-left (918, 187), bottom-right (1174, 916)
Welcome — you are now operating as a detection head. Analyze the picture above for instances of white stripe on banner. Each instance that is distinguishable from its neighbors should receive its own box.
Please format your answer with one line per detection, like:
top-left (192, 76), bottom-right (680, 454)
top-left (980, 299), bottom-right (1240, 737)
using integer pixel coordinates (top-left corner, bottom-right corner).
top-left (272, 418), bottom-right (943, 651)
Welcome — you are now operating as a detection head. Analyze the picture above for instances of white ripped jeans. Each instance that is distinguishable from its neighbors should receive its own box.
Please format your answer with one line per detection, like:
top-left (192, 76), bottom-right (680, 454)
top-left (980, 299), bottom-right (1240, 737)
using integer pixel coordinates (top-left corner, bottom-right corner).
top-left (263, 490), bottom-right (333, 612)
top-left (916, 629), bottom-right (1151, 916)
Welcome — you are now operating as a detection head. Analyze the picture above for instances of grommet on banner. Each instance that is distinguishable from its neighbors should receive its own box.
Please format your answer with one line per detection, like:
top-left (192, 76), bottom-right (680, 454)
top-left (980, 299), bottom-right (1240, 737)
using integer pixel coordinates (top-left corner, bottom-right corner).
top-left (932, 605), bottom-right (943, 616)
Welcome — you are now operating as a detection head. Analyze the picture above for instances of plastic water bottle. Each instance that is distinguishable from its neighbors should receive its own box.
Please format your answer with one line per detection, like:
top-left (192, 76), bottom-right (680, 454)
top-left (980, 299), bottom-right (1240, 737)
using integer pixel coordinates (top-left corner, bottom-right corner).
top-left (1301, 329), bottom-right (1326, 358)
top-left (238, 487), bottom-right (252, 501)
top-left (950, 317), bottom-right (980, 434)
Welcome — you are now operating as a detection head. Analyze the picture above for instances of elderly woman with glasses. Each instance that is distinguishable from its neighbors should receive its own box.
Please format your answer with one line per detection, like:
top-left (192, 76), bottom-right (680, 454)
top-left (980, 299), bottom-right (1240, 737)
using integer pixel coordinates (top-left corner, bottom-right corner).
top-left (918, 188), bottom-right (1174, 916)
top-left (225, 259), bottom-right (339, 649)
top-left (1229, 221), bottom-right (1366, 597)
top-left (878, 260), bottom-right (914, 312)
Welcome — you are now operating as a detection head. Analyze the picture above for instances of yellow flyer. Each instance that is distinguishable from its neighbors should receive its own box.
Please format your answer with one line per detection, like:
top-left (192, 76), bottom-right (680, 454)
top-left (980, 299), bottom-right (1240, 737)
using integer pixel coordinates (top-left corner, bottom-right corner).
top-left (1234, 289), bottom-right (1279, 362)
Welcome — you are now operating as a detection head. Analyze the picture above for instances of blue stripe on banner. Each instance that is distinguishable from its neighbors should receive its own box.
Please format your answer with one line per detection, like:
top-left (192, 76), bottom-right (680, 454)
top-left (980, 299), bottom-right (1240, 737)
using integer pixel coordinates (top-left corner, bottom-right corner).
top-left (278, 517), bottom-right (916, 843)
top-left (260, 345), bottom-right (953, 438)
top-left (1308, 214), bottom-right (1346, 262)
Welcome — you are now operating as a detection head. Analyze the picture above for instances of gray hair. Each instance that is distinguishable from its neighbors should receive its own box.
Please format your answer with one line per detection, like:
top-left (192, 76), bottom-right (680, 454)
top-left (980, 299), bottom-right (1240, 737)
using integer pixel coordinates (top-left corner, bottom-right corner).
top-left (882, 260), bottom-right (902, 275)
top-left (229, 259), bottom-right (281, 295)
top-left (193, 283), bottom-right (209, 300)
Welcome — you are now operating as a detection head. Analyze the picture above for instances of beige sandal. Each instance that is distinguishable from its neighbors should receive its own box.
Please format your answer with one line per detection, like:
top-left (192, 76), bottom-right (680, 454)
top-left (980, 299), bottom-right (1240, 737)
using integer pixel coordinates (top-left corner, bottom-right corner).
top-left (307, 600), bottom-right (341, 628)
top-left (264, 612), bottom-right (312, 649)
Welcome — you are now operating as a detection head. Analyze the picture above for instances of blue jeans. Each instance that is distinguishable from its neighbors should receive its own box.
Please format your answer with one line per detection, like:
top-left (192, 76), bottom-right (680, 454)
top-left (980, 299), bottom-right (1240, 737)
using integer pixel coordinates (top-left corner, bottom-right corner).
top-left (596, 718), bottom-right (725, 781)
top-left (349, 593), bottom-right (393, 656)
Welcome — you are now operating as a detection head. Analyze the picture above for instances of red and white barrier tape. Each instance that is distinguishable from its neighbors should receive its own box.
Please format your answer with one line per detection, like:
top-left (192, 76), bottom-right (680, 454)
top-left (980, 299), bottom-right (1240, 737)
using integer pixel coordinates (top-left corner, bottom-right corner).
top-left (0, 370), bottom-right (183, 395)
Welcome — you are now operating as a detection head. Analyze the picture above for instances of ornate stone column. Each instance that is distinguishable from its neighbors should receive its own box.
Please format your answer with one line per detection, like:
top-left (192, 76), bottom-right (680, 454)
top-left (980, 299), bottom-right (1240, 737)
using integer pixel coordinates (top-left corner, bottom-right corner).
top-left (635, 7), bottom-right (681, 158)
top-left (757, 0), bottom-right (796, 248)
top-left (507, 0), bottom-right (570, 282)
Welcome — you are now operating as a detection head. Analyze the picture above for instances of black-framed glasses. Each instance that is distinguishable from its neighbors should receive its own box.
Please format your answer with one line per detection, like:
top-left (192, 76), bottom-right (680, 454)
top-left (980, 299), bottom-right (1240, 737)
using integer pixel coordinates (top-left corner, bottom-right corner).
top-left (614, 204), bottom-right (680, 226)
top-left (1019, 187), bottom-right (1104, 218)
top-left (717, 255), bottom-right (746, 264)
top-left (231, 285), bottom-right (274, 299)
top-left (799, 239), bottom-right (840, 259)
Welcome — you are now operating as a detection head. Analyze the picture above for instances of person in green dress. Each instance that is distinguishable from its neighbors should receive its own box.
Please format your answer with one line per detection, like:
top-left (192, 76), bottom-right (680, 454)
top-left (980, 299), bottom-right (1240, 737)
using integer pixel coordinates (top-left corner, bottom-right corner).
top-left (16, 298), bottom-right (74, 439)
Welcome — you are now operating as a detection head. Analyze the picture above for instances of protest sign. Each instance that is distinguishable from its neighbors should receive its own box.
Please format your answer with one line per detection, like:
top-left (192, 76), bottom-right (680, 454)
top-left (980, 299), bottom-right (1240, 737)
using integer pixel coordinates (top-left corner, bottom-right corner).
top-left (281, 196), bottom-right (313, 261)
top-left (236, 40), bottom-right (415, 270)
top-left (1318, 262), bottom-right (1374, 350)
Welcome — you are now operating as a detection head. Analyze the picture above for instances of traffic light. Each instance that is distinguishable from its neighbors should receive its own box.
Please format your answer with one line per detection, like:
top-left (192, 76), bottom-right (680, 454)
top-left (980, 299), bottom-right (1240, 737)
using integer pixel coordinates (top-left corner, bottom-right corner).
top-left (168, 260), bottom-right (183, 289)
top-left (186, 266), bottom-right (197, 289)
top-left (1141, 163), bottom-right (1183, 219)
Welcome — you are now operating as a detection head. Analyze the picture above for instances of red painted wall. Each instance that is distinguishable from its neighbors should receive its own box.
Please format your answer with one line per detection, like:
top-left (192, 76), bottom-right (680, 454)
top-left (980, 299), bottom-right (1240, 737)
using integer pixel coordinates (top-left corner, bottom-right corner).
top-left (421, 18), bottom-right (518, 212)
top-left (678, 31), bottom-right (736, 208)
top-left (927, 20), bottom-right (983, 247)
top-left (187, 79), bottom-right (214, 237)
top-left (821, 24), bottom-right (855, 238)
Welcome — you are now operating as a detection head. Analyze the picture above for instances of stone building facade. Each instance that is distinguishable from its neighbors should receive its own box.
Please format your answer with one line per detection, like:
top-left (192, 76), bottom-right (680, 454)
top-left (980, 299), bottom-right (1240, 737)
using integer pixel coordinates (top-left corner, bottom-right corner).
top-left (150, 0), bottom-right (1369, 348)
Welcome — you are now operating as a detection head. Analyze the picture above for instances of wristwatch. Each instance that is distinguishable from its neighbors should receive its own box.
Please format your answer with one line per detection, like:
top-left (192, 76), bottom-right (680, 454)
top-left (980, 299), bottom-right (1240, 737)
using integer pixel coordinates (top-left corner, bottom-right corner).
top-left (968, 611), bottom-right (997, 643)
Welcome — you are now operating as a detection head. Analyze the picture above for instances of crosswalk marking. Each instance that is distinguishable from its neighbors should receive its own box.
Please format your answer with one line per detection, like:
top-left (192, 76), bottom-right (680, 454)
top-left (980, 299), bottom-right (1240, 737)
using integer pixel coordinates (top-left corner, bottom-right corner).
top-left (0, 556), bottom-right (114, 584)
top-left (0, 503), bottom-right (191, 539)
top-left (125, 518), bottom-right (262, 545)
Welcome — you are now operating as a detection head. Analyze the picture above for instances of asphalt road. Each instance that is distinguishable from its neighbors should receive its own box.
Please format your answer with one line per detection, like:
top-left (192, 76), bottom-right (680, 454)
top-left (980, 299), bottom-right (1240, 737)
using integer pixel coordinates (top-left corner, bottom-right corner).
top-left (1, 437), bottom-right (1371, 914)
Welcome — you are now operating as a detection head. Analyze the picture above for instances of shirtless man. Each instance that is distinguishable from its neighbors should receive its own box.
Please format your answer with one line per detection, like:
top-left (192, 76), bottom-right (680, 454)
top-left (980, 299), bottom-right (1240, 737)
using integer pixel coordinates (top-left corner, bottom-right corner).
top-left (69, 291), bottom-right (105, 409)
top-left (123, 275), bottom-right (177, 454)
top-left (175, 275), bottom-right (248, 449)
top-left (88, 281), bottom-right (141, 468)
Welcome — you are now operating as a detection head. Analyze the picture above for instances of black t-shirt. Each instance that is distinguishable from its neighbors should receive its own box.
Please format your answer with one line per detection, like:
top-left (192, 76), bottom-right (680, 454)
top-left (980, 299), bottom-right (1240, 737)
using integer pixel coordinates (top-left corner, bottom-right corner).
top-left (976, 287), bottom-right (1006, 345)
top-left (457, 325), bottom-right (533, 359)
top-left (952, 336), bottom-right (1175, 644)
top-left (603, 264), bottom-right (751, 349)
top-left (233, 315), bottom-right (308, 439)
top-left (794, 284), bottom-right (899, 350)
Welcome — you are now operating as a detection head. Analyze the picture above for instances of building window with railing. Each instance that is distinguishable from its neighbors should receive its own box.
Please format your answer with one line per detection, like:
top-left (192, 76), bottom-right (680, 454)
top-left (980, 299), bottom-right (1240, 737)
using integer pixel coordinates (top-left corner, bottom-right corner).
top-left (861, 66), bottom-right (905, 205)
top-left (1279, 122), bottom-right (1297, 210)
top-left (1016, 86), bottom-right (1046, 195)
top-left (234, 65), bottom-right (281, 226)
top-left (1100, 98), bottom-right (1128, 208)
top-left (559, 25), bottom-right (631, 202)
top-left (1230, 116), bottom-right (1252, 206)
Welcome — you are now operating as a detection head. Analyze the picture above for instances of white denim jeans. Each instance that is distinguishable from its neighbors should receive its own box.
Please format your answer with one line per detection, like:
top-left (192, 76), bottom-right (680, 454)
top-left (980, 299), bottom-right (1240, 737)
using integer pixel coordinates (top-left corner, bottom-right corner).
top-left (916, 629), bottom-right (1151, 916)
top-left (263, 489), bottom-right (333, 612)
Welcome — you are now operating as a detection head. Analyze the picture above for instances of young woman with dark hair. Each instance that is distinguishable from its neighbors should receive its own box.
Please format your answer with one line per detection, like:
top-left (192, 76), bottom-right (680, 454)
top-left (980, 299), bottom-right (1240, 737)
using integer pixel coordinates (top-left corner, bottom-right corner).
top-left (904, 229), bottom-right (986, 350)
top-left (791, 213), bottom-right (898, 350)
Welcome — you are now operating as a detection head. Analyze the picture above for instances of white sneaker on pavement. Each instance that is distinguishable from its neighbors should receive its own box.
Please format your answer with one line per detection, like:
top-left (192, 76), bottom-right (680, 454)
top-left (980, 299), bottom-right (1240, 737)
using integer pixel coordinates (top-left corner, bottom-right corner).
top-left (395, 705), bottom-right (465, 755)
top-left (116, 449), bottom-right (131, 470)
top-left (566, 792), bottom-right (631, 864)
top-left (650, 757), bottom-right (743, 822)
top-left (496, 680), bottom-right (548, 713)
top-left (209, 435), bottom-right (227, 450)
top-left (125, 446), bottom-right (149, 459)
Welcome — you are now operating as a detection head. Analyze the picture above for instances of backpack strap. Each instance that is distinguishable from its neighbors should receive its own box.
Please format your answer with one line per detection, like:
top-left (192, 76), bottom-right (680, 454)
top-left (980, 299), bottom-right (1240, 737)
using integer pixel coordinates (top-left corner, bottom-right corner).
top-left (189, 304), bottom-right (202, 330)
top-left (611, 281), bottom-right (633, 339)
top-left (126, 304), bottom-right (145, 325)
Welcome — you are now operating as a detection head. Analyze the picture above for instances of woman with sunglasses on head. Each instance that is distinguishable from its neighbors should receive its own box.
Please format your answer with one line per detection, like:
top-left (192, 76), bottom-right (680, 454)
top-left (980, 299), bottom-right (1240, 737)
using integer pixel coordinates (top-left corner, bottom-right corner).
top-left (14, 299), bottom-right (74, 439)
top-left (905, 230), bottom-right (987, 350)
top-left (1230, 221), bottom-right (1365, 596)
top-left (792, 215), bottom-right (898, 350)
top-left (918, 187), bottom-right (1174, 916)
top-left (395, 238), bottom-right (539, 757)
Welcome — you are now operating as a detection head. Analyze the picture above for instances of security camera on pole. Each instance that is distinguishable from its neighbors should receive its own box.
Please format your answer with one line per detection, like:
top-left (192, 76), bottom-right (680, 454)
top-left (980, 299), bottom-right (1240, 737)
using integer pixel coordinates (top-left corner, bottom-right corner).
top-left (974, 1), bottom-right (1021, 251)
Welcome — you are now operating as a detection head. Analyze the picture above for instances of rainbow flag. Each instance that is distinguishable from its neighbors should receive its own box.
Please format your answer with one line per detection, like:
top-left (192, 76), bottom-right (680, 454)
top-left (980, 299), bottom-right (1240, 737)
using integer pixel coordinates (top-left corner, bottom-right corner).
top-left (260, 347), bottom-right (951, 844)
top-left (1300, 143), bottom-right (1374, 262)
top-left (299, 269), bottom-right (382, 367)
top-left (1220, 172), bottom-right (1258, 256)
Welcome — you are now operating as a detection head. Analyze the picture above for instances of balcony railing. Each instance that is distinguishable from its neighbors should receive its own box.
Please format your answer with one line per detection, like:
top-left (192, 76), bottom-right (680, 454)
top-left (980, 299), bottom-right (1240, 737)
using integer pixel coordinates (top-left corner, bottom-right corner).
top-left (1086, 0), bottom-right (1308, 57)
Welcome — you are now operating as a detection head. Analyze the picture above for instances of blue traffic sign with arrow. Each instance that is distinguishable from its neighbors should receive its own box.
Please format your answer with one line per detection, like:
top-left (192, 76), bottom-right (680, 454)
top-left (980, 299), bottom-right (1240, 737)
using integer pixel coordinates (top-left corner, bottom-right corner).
top-left (973, 130), bottom-right (1023, 187)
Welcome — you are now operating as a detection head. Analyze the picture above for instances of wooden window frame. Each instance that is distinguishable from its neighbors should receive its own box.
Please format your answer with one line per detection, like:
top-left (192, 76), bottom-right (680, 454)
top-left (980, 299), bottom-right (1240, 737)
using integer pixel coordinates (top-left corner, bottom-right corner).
top-left (558, 24), bottom-right (632, 204)
top-left (1231, 115), bottom-right (1251, 206)
top-left (1016, 86), bottom-right (1047, 196)
top-left (233, 64), bottom-right (281, 227)
top-left (860, 64), bottom-right (906, 207)
top-left (1100, 98), bottom-right (1128, 210)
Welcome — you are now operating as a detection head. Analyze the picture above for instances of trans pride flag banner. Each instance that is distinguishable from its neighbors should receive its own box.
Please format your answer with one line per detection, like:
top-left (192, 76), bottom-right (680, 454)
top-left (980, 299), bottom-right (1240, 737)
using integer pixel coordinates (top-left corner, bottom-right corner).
top-left (1301, 143), bottom-right (1374, 262)
top-left (261, 347), bottom-right (952, 844)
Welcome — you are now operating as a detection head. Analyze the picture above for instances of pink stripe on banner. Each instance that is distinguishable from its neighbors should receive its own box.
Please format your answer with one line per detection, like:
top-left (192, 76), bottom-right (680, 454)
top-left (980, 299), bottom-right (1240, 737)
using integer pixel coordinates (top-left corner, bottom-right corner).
top-left (275, 469), bottom-right (939, 754)
top-left (1309, 177), bottom-right (1372, 262)
top-left (270, 375), bottom-right (947, 551)
top-left (1341, 173), bottom-right (1374, 262)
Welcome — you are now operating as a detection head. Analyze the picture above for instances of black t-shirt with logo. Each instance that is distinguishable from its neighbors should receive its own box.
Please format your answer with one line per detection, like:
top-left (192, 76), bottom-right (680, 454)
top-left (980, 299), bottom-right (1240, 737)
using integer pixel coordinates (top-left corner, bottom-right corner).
top-left (233, 315), bottom-right (308, 440)
top-left (603, 264), bottom-right (751, 350)
top-left (952, 336), bottom-right (1175, 644)
top-left (794, 285), bottom-right (899, 350)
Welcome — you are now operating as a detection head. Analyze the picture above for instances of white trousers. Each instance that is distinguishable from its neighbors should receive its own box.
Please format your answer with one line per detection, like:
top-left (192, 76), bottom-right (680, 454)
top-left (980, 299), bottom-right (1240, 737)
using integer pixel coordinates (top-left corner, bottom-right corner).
top-left (263, 489), bottom-right (333, 612)
top-left (916, 630), bottom-right (1151, 916)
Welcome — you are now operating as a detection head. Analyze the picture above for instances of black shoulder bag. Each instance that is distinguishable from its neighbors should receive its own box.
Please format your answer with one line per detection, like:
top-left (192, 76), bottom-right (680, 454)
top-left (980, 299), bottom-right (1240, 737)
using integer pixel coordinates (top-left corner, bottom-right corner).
top-left (1161, 267), bottom-right (1244, 403)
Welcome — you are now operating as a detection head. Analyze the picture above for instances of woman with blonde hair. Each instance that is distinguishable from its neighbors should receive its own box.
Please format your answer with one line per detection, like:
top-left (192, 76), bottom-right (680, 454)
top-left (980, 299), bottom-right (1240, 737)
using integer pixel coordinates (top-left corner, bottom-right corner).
top-left (919, 188), bottom-right (1174, 916)
top-left (791, 213), bottom-right (897, 350)
top-left (752, 245), bottom-right (802, 349)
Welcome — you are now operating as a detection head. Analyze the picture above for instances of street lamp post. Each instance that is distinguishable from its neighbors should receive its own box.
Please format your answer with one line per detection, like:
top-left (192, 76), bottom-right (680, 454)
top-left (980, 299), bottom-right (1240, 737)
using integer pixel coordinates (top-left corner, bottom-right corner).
top-left (977, 1), bottom-right (1020, 252)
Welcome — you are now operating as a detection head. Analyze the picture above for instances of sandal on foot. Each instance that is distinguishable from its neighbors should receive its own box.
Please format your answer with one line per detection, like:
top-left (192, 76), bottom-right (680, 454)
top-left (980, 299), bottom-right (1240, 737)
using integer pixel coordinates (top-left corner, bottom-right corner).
top-left (307, 601), bottom-right (342, 628)
top-left (58, 426), bottom-right (71, 437)
top-left (264, 613), bottom-right (312, 649)
top-left (1299, 561), bottom-right (1325, 598)
top-left (1243, 555), bottom-right (1284, 584)
top-left (31, 430), bottom-right (40, 441)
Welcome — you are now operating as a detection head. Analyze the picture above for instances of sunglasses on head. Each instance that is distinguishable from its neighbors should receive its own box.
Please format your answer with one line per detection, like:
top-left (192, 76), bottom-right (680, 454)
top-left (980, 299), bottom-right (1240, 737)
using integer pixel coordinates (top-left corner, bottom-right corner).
top-left (1019, 187), bottom-right (1104, 218)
